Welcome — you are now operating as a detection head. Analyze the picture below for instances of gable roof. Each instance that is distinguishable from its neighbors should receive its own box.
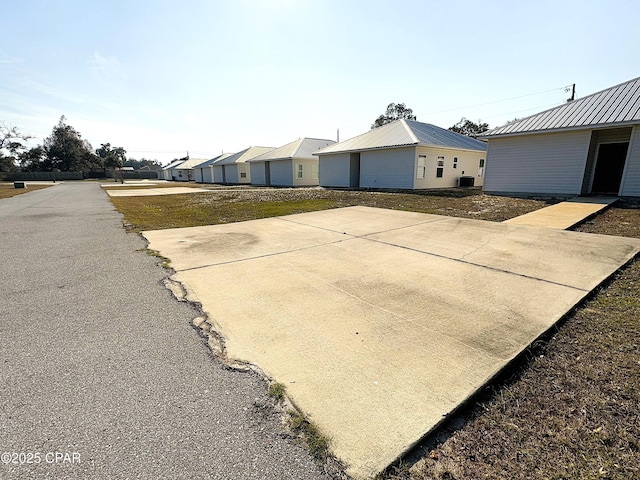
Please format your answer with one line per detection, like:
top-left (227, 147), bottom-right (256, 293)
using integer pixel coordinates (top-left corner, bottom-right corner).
top-left (162, 159), bottom-right (187, 171)
top-left (248, 138), bottom-right (336, 163)
top-left (314, 119), bottom-right (486, 155)
top-left (192, 153), bottom-right (235, 169)
top-left (174, 158), bottom-right (208, 170)
top-left (213, 146), bottom-right (275, 166)
top-left (482, 76), bottom-right (640, 138)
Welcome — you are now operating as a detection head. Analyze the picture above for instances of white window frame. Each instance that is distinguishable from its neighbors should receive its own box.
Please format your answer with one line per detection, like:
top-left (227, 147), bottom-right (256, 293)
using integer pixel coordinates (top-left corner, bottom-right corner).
top-left (296, 163), bottom-right (303, 179)
top-left (416, 155), bottom-right (427, 179)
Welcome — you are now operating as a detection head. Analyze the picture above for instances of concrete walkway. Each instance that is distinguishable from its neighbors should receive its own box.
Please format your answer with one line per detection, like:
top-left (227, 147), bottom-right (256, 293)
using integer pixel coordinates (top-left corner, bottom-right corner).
top-left (144, 206), bottom-right (640, 478)
top-left (503, 196), bottom-right (618, 229)
top-left (0, 183), bottom-right (329, 480)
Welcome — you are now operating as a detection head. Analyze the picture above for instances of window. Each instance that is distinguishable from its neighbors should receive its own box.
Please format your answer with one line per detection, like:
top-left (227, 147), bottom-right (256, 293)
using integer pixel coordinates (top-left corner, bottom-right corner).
top-left (297, 164), bottom-right (303, 179)
top-left (312, 164), bottom-right (319, 180)
top-left (436, 156), bottom-right (444, 178)
top-left (453, 157), bottom-right (458, 169)
top-left (239, 165), bottom-right (247, 178)
top-left (478, 158), bottom-right (485, 177)
top-left (416, 155), bottom-right (427, 179)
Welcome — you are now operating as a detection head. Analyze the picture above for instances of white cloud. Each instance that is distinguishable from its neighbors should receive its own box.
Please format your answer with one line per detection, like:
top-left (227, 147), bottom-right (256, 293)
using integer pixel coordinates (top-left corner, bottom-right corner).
top-left (88, 52), bottom-right (127, 80)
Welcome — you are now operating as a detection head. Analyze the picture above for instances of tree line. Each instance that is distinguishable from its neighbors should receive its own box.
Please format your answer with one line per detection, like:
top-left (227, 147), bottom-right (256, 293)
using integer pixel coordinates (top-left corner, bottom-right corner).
top-left (0, 116), bottom-right (160, 173)
top-left (371, 102), bottom-right (490, 138)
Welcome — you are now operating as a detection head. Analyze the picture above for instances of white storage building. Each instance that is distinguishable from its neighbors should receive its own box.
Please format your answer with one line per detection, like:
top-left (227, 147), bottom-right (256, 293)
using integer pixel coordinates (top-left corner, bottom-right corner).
top-left (481, 76), bottom-right (640, 196)
top-left (314, 119), bottom-right (487, 189)
top-left (248, 138), bottom-right (335, 186)
top-left (193, 153), bottom-right (234, 183)
top-left (211, 146), bottom-right (274, 184)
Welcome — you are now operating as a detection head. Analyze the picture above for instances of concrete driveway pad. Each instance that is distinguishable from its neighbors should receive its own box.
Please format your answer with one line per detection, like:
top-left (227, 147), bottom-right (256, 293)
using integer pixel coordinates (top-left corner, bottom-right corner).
top-left (143, 206), bottom-right (640, 479)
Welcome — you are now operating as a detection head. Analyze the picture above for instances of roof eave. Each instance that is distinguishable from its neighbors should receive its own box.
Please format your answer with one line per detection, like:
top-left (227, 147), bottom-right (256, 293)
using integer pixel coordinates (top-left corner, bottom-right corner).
top-left (480, 119), bottom-right (640, 139)
top-left (314, 142), bottom-right (419, 156)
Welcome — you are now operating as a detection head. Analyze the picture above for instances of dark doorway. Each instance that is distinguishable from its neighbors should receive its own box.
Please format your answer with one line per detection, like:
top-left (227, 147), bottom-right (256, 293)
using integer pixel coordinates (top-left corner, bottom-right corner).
top-left (349, 153), bottom-right (360, 188)
top-left (591, 142), bottom-right (628, 194)
top-left (265, 162), bottom-right (271, 186)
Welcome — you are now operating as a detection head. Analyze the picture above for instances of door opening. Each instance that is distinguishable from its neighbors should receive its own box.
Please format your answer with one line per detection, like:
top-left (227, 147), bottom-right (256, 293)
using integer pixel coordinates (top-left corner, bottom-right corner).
top-left (591, 142), bottom-right (628, 194)
top-left (349, 153), bottom-right (360, 188)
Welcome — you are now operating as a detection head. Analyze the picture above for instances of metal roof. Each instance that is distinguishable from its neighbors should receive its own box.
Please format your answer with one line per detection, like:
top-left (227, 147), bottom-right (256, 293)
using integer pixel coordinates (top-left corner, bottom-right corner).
top-left (314, 119), bottom-right (486, 155)
top-left (248, 138), bottom-right (336, 162)
top-left (173, 158), bottom-right (208, 170)
top-left (162, 159), bottom-right (187, 171)
top-left (192, 153), bottom-right (235, 169)
top-left (212, 146), bottom-right (275, 166)
top-left (481, 76), bottom-right (640, 138)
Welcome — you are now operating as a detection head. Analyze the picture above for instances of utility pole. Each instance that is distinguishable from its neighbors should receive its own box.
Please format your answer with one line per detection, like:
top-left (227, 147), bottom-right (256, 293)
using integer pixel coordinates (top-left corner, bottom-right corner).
top-left (566, 83), bottom-right (576, 102)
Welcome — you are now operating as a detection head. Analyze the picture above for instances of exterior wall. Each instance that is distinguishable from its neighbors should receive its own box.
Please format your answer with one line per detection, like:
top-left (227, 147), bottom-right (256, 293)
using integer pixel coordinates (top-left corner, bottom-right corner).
top-left (319, 153), bottom-right (352, 187)
top-left (620, 125), bottom-right (640, 196)
top-left (237, 163), bottom-right (250, 184)
top-left (292, 158), bottom-right (320, 186)
top-left (201, 167), bottom-right (213, 183)
top-left (483, 130), bottom-right (592, 195)
top-left (194, 168), bottom-right (204, 183)
top-left (359, 147), bottom-right (415, 189)
top-left (414, 146), bottom-right (486, 189)
top-left (212, 165), bottom-right (224, 183)
top-left (250, 162), bottom-right (267, 185)
top-left (225, 164), bottom-right (239, 184)
top-left (270, 159), bottom-right (293, 186)
top-left (173, 169), bottom-right (192, 181)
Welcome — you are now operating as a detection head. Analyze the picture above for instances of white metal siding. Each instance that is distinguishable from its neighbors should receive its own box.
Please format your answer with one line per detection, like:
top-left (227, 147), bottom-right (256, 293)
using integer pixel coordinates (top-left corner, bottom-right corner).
top-left (620, 125), bottom-right (640, 196)
top-left (270, 160), bottom-right (293, 186)
top-left (483, 130), bottom-right (592, 194)
top-left (237, 164), bottom-right (250, 184)
top-left (293, 158), bottom-right (320, 186)
top-left (250, 163), bottom-right (267, 185)
top-left (225, 165), bottom-right (239, 184)
top-left (212, 165), bottom-right (224, 183)
top-left (202, 167), bottom-right (213, 183)
top-left (360, 147), bottom-right (415, 189)
top-left (319, 153), bottom-right (352, 187)
top-left (414, 147), bottom-right (485, 188)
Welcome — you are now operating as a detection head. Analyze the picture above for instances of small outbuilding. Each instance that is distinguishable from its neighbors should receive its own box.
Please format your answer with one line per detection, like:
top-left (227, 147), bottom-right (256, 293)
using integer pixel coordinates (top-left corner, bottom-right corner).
top-left (159, 157), bottom-right (188, 181)
top-left (480, 76), bottom-right (640, 196)
top-left (247, 137), bottom-right (335, 186)
top-left (211, 146), bottom-right (274, 184)
top-left (314, 119), bottom-right (487, 189)
top-left (172, 158), bottom-right (207, 182)
top-left (193, 153), bottom-right (234, 183)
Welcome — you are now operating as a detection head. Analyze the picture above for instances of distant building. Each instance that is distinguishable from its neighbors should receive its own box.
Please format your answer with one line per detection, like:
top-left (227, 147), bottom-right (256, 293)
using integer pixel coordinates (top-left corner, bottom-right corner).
top-left (480, 76), bottom-right (640, 196)
top-left (211, 146), bottom-right (274, 184)
top-left (248, 137), bottom-right (335, 186)
top-left (193, 154), bottom-right (234, 183)
top-left (314, 119), bottom-right (487, 189)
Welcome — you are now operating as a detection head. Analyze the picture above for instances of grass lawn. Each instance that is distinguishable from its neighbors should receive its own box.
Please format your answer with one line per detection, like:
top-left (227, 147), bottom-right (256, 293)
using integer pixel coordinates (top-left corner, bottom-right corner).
top-left (109, 187), bottom-right (640, 479)
top-left (108, 187), bottom-right (555, 232)
top-left (0, 183), bottom-right (53, 199)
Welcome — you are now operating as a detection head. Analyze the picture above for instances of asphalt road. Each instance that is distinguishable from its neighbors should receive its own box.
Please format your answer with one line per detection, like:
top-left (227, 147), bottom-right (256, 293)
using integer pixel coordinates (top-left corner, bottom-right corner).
top-left (0, 183), bottom-right (330, 480)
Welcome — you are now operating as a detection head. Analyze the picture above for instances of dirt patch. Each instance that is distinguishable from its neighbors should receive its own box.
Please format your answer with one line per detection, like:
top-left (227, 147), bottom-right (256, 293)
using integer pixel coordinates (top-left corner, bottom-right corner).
top-left (110, 187), bottom-right (558, 232)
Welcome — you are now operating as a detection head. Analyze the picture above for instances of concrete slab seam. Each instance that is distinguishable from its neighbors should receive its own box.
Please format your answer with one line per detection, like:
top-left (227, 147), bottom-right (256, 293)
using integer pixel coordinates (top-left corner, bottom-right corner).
top-left (276, 212), bottom-right (447, 237)
top-left (361, 236), bottom-right (591, 293)
top-left (177, 237), bottom-right (356, 273)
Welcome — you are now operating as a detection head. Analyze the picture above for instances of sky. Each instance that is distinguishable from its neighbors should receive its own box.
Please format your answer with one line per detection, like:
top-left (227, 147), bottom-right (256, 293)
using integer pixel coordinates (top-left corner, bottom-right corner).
top-left (1, 0), bottom-right (639, 165)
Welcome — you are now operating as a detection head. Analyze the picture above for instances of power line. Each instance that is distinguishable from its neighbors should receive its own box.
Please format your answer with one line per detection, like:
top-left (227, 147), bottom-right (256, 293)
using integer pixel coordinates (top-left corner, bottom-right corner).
top-left (415, 85), bottom-right (571, 117)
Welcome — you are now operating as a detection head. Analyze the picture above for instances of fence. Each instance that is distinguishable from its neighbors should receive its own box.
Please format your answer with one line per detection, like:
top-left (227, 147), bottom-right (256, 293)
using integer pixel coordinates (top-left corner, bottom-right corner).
top-left (2, 170), bottom-right (160, 181)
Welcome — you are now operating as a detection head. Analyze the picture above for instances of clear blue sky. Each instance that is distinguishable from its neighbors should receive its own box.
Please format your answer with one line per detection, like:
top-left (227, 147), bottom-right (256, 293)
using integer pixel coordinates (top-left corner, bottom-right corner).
top-left (1, 0), bottom-right (639, 164)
